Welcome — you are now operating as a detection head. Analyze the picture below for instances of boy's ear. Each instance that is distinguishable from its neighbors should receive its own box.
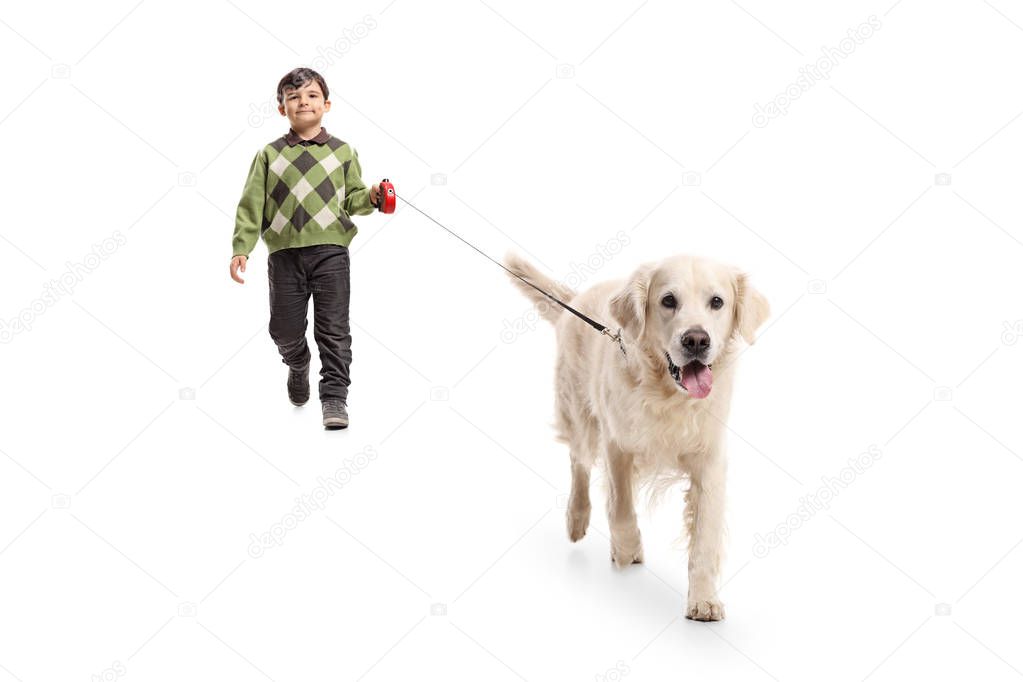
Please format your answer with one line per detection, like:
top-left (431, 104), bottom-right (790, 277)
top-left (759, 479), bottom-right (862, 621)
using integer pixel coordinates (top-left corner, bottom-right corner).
top-left (323, 100), bottom-right (331, 112)
top-left (732, 272), bottom-right (770, 344)
top-left (610, 263), bottom-right (655, 341)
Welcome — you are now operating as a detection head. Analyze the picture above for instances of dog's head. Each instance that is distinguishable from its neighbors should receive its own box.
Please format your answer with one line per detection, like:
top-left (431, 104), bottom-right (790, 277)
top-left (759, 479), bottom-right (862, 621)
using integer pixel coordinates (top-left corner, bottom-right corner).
top-left (609, 255), bottom-right (769, 398)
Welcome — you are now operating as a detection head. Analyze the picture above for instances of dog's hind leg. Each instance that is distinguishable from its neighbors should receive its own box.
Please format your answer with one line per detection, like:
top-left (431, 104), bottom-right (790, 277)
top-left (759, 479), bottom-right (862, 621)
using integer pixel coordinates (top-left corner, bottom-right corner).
top-left (606, 440), bottom-right (643, 567)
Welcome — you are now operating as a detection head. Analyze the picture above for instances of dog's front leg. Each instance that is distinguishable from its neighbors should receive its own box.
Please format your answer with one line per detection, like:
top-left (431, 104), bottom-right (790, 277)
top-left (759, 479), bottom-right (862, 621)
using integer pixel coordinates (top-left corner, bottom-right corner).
top-left (606, 441), bottom-right (643, 567)
top-left (684, 452), bottom-right (726, 621)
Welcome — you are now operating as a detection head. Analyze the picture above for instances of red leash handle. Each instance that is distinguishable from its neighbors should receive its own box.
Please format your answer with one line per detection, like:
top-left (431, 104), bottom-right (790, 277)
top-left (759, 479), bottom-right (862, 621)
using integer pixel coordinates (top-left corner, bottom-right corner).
top-left (376, 179), bottom-right (396, 213)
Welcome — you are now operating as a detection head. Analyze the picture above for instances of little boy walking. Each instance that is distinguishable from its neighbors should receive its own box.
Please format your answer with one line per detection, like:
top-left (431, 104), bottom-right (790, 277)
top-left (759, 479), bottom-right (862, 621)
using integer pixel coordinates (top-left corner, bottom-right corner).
top-left (230, 67), bottom-right (381, 430)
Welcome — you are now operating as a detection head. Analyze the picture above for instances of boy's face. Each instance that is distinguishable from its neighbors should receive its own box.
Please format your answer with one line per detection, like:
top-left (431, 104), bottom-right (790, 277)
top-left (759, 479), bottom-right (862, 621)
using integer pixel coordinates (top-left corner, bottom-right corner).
top-left (278, 79), bottom-right (330, 129)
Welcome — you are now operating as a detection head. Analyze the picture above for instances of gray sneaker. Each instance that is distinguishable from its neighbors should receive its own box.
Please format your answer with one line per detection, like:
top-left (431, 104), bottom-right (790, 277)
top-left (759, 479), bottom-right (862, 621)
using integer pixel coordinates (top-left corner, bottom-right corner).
top-left (287, 364), bottom-right (310, 406)
top-left (322, 399), bottom-right (349, 429)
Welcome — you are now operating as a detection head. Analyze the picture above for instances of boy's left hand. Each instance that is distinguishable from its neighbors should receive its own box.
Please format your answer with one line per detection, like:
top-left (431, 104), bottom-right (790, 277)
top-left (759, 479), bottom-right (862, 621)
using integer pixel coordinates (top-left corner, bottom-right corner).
top-left (369, 184), bottom-right (380, 208)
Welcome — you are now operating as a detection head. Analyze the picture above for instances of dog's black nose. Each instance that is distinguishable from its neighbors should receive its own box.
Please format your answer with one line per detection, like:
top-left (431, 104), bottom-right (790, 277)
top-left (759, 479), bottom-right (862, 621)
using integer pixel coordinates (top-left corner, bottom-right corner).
top-left (681, 328), bottom-right (710, 354)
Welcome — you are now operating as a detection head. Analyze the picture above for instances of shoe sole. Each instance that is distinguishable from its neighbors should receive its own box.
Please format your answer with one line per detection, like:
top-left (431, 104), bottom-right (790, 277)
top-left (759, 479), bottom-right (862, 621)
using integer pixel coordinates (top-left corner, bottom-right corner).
top-left (323, 417), bottom-right (349, 429)
top-left (290, 397), bottom-right (309, 407)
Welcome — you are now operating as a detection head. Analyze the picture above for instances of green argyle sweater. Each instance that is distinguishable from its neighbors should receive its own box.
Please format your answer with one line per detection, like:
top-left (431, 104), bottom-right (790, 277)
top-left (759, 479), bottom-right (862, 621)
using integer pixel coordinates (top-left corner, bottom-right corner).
top-left (232, 128), bottom-right (375, 257)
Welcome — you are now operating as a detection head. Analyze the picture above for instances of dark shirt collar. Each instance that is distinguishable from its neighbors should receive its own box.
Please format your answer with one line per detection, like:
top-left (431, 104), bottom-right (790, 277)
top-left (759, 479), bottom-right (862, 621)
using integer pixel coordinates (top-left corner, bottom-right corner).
top-left (285, 126), bottom-right (330, 146)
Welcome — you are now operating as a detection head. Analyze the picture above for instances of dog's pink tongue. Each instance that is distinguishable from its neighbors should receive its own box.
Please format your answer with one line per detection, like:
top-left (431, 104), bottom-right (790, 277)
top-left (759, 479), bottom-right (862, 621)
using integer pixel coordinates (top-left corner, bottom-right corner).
top-left (681, 362), bottom-right (713, 399)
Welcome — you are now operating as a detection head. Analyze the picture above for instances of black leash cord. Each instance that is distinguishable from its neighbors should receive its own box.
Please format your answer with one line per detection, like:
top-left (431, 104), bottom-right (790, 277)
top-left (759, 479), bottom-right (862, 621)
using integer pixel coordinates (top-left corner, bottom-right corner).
top-left (395, 193), bottom-right (622, 345)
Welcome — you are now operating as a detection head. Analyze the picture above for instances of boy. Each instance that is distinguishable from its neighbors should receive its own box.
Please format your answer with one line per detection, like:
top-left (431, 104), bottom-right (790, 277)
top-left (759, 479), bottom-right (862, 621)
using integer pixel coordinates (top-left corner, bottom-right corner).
top-left (230, 67), bottom-right (382, 430)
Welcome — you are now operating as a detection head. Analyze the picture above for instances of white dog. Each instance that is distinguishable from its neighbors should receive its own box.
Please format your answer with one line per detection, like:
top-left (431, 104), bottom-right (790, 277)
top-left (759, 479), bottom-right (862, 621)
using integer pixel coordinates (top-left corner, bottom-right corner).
top-left (504, 252), bottom-right (769, 621)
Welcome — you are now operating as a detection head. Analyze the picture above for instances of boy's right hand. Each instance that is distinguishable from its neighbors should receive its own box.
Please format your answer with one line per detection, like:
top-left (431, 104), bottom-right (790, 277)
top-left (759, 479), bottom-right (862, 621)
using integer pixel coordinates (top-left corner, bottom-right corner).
top-left (230, 255), bottom-right (247, 284)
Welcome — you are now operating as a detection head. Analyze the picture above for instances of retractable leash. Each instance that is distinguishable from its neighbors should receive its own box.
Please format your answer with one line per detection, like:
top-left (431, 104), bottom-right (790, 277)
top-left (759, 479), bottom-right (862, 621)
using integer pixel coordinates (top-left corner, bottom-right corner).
top-left (372, 179), bottom-right (627, 357)
top-left (377, 178), bottom-right (397, 213)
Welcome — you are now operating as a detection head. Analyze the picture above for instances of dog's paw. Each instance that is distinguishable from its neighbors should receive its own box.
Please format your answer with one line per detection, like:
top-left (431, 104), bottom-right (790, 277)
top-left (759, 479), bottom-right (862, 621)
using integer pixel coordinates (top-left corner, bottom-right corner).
top-left (611, 546), bottom-right (644, 567)
top-left (609, 531), bottom-right (644, 568)
top-left (685, 598), bottom-right (725, 621)
top-left (567, 508), bottom-right (590, 542)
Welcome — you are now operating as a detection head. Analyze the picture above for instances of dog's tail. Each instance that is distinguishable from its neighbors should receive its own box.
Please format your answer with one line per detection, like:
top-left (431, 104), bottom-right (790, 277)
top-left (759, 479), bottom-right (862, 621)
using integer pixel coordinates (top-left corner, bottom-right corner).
top-left (503, 251), bottom-right (577, 325)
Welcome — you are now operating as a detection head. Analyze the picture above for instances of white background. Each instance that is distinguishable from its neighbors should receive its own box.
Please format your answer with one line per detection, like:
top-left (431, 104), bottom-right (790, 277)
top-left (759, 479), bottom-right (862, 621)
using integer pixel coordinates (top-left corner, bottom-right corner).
top-left (2, 1), bottom-right (1022, 680)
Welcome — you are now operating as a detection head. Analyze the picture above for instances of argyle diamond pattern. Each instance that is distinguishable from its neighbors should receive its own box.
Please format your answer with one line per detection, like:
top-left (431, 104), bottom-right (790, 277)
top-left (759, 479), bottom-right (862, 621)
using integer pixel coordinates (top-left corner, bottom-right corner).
top-left (233, 131), bottom-right (377, 257)
top-left (261, 138), bottom-right (352, 236)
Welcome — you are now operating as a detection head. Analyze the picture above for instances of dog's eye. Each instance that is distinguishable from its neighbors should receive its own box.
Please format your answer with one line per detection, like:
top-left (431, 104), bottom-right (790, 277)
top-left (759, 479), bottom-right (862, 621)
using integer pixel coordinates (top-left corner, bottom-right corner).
top-left (710, 296), bottom-right (724, 310)
top-left (661, 294), bottom-right (677, 309)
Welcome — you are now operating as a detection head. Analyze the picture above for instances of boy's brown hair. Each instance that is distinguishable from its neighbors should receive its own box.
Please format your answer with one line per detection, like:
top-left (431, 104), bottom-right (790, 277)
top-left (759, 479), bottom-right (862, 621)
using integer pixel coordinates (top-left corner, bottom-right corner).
top-left (276, 68), bottom-right (329, 104)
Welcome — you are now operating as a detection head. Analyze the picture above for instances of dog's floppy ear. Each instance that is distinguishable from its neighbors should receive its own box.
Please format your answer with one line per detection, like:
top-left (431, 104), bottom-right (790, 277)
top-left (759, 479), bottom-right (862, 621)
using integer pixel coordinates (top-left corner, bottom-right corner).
top-left (610, 263), bottom-right (655, 340)
top-left (733, 272), bottom-right (770, 344)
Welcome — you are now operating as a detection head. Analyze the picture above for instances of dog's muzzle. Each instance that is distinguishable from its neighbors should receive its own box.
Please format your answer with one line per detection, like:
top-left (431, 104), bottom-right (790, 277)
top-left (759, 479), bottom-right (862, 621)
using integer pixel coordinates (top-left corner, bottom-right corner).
top-left (666, 353), bottom-right (713, 399)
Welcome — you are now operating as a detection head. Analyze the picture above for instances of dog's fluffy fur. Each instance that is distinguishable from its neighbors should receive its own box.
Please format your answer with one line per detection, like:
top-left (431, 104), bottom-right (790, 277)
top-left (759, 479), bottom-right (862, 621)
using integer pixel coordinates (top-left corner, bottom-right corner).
top-left (504, 252), bottom-right (769, 621)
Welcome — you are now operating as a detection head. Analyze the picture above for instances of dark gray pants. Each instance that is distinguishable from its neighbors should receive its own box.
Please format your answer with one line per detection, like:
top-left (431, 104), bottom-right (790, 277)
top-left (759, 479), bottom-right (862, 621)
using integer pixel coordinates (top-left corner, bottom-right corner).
top-left (268, 244), bottom-right (352, 402)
